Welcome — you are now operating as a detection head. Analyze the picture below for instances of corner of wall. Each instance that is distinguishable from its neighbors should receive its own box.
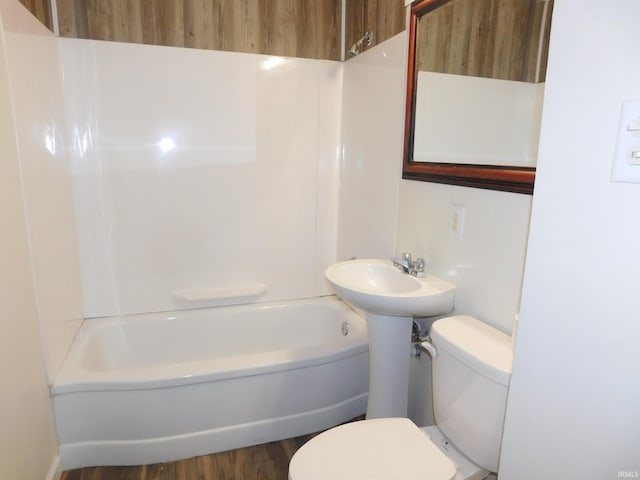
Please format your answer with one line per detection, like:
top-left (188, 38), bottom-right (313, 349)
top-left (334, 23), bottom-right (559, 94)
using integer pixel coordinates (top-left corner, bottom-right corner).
top-left (0, 2), bottom-right (61, 477)
top-left (0, 0), bottom-right (84, 381)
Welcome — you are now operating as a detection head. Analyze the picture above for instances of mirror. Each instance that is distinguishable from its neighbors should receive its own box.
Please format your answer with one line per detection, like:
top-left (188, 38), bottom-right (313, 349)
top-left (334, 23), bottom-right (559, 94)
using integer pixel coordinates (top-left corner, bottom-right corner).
top-left (403, 0), bottom-right (553, 194)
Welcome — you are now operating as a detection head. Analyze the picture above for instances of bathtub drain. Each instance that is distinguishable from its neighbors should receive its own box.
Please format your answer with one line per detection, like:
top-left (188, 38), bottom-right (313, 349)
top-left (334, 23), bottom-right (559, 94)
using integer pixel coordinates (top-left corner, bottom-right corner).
top-left (341, 321), bottom-right (350, 336)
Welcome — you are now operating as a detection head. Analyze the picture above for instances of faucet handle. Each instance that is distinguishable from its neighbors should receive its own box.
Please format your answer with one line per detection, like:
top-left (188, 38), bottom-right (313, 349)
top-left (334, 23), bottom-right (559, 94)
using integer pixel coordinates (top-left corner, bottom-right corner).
top-left (401, 252), bottom-right (412, 263)
top-left (414, 257), bottom-right (426, 277)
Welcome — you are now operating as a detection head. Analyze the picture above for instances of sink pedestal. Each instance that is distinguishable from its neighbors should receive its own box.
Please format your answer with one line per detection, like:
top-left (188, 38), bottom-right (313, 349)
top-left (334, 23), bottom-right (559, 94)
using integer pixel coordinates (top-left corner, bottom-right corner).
top-left (325, 259), bottom-right (456, 419)
top-left (365, 313), bottom-right (413, 418)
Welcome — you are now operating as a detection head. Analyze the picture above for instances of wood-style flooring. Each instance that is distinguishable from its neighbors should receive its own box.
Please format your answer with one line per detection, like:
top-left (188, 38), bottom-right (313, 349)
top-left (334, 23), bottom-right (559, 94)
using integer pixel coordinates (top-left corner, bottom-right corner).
top-left (60, 428), bottom-right (327, 480)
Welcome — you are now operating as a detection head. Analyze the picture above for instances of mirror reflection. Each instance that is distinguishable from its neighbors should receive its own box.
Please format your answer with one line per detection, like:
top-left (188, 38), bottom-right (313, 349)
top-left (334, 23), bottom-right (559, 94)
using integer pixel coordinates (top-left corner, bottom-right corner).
top-left (403, 0), bottom-right (553, 193)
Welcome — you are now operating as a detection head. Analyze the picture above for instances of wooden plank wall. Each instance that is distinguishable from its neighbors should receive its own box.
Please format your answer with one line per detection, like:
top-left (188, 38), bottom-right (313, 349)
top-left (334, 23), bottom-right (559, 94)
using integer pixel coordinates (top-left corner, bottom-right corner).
top-left (54, 0), bottom-right (342, 60)
top-left (18, 0), bottom-right (407, 62)
top-left (18, 0), bottom-right (53, 30)
top-left (418, 0), bottom-right (553, 83)
top-left (345, 0), bottom-right (406, 58)
top-left (15, 0), bottom-right (552, 77)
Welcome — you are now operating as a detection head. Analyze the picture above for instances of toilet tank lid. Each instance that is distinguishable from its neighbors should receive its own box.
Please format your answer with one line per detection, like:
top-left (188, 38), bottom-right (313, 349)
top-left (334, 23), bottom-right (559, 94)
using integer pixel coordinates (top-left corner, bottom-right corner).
top-left (431, 315), bottom-right (513, 386)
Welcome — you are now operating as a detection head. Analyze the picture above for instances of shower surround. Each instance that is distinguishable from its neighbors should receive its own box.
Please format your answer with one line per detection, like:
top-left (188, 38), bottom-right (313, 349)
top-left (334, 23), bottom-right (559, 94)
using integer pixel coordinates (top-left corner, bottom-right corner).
top-left (62, 38), bottom-right (344, 318)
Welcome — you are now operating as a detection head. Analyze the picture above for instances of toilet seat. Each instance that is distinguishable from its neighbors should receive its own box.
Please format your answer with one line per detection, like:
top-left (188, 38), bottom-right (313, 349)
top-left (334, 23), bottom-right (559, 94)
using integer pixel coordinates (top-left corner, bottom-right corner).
top-left (288, 418), bottom-right (457, 480)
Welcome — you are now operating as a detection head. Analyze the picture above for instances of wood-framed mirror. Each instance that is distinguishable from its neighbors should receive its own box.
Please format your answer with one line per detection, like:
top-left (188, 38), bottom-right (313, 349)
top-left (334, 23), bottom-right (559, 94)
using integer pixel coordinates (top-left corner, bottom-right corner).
top-left (402, 0), bottom-right (553, 194)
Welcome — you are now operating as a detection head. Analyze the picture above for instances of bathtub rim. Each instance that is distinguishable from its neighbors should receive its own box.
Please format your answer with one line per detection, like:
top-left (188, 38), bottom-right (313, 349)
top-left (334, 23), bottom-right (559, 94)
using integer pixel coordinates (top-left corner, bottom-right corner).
top-left (52, 295), bottom-right (367, 395)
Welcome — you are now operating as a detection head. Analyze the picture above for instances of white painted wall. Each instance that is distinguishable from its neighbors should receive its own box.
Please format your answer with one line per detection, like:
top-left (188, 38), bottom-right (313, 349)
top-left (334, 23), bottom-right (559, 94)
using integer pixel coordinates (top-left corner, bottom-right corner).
top-left (0, 3), bottom-right (60, 479)
top-left (397, 182), bottom-right (532, 334)
top-left (0, 0), bottom-right (83, 382)
top-left (397, 120), bottom-right (532, 427)
top-left (62, 39), bottom-right (342, 318)
top-left (499, 1), bottom-right (640, 476)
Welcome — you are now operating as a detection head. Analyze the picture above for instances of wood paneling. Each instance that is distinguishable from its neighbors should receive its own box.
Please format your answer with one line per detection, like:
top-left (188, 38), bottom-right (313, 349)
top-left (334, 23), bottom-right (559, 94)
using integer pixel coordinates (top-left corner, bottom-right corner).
top-left (536, 0), bottom-right (553, 82)
top-left (55, 0), bottom-right (342, 61)
top-left (18, 0), bottom-right (53, 30)
top-left (417, 0), bottom-right (553, 82)
top-left (345, 0), bottom-right (406, 59)
top-left (18, 0), bottom-right (406, 62)
top-left (60, 434), bottom-right (310, 480)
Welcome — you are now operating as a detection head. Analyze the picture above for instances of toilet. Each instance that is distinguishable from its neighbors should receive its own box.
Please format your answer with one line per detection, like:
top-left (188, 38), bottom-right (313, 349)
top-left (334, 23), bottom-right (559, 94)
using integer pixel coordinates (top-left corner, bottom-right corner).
top-left (289, 315), bottom-right (513, 480)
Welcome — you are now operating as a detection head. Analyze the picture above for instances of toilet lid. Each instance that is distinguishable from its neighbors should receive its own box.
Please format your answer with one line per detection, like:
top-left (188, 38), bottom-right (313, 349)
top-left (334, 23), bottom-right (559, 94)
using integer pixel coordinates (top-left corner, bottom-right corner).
top-left (289, 418), bottom-right (457, 480)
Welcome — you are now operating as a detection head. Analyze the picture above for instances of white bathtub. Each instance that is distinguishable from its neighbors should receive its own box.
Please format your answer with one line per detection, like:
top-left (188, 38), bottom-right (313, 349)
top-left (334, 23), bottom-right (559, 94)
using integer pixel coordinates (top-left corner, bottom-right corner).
top-left (52, 296), bottom-right (369, 469)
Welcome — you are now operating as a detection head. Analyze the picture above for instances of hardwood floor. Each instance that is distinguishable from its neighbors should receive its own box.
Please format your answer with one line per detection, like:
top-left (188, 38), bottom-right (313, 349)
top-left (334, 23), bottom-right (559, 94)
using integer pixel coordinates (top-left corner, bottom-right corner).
top-left (60, 429), bottom-right (323, 480)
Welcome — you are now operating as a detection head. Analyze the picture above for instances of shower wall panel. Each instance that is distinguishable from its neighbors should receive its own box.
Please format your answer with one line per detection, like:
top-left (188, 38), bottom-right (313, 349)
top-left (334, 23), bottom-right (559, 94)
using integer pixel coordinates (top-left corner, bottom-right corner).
top-left (62, 38), bottom-right (342, 318)
top-left (336, 33), bottom-right (406, 261)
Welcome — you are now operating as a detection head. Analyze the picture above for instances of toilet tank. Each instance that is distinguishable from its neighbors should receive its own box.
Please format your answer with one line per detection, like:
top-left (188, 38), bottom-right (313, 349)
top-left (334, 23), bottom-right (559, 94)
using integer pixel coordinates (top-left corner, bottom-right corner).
top-left (429, 315), bottom-right (513, 473)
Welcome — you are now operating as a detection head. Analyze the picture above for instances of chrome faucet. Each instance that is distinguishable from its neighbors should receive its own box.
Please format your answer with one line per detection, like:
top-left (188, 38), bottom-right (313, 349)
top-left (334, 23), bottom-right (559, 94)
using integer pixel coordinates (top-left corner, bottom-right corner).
top-left (391, 252), bottom-right (426, 277)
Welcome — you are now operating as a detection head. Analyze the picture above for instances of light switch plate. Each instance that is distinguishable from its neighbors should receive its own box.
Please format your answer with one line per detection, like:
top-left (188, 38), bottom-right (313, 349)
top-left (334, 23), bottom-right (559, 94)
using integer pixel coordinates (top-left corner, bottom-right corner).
top-left (611, 100), bottom-right (640, 183)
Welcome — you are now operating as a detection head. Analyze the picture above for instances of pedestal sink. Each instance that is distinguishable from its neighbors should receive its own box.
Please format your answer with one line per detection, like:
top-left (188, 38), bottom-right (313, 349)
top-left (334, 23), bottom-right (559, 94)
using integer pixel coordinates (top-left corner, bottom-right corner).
top-left (326, 259), bottom-right (456, 418)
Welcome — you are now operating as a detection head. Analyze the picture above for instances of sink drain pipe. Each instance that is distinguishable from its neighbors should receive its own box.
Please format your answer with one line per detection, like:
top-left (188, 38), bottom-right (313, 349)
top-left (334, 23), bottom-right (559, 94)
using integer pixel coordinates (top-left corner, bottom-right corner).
top-left (411, 321), bottom-right (437, 357)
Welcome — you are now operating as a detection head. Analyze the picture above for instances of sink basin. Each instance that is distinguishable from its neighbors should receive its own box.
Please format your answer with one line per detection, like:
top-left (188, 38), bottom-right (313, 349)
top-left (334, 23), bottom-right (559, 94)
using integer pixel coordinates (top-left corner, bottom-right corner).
top-left (326, 259), bottom-right (456, 317)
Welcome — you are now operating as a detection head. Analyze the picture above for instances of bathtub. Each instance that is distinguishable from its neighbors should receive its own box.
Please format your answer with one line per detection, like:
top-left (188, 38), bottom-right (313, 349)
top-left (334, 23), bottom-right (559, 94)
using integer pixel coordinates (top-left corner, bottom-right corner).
top-left (52, 296), bottom-right (369, 469)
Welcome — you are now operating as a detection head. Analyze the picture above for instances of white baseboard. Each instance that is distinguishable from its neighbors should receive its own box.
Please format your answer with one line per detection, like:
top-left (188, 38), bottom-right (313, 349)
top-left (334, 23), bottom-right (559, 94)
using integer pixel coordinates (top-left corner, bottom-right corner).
top-left (44, 455), bottom-right (62, 480)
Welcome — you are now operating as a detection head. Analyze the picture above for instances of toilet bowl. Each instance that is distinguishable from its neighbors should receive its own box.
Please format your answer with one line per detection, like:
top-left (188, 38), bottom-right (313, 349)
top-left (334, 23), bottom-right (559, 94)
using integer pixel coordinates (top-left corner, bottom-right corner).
top-left (289, 315), bottom-right (513, 480)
